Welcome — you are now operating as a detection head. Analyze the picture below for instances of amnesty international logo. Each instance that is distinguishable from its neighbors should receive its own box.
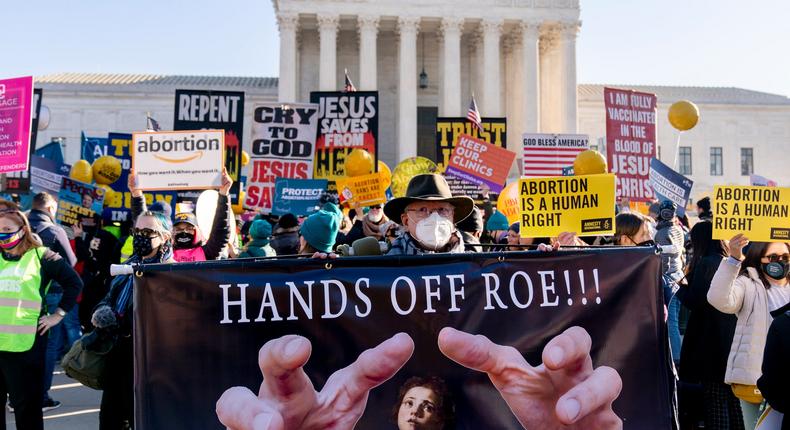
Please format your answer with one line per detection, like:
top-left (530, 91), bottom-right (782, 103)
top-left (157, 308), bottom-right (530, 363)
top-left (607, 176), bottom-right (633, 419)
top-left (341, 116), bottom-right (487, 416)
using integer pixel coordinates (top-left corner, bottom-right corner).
top-left (771, 228), bottom-right (790, 240)
top-left (581, 218), bottom-right (612, 233)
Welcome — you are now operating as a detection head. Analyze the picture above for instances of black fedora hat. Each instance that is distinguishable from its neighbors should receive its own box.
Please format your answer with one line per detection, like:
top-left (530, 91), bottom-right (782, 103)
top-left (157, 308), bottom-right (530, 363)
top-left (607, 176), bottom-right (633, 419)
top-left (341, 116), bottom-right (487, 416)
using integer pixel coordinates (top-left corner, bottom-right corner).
top-left (384, 174), bottom-right (474, 224)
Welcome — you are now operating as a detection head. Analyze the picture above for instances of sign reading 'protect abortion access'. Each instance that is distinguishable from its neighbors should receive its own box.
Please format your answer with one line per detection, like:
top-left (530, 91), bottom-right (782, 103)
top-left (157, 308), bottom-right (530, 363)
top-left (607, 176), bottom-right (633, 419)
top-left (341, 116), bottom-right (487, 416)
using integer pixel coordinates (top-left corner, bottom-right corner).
top-left (132, 130), bottom-right (224, 190)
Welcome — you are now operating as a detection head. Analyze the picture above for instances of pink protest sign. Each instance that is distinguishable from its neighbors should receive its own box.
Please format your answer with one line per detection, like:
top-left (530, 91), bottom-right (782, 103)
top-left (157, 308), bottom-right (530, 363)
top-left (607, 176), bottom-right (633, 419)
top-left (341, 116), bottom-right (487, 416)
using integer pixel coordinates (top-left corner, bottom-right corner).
top-left (0, 76), bottom-right (34, 174)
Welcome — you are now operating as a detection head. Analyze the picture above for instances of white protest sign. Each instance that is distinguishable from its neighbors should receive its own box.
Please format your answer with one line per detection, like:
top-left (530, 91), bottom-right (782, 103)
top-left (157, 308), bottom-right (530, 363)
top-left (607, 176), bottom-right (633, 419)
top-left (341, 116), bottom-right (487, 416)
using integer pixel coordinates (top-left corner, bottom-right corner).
top-left (132, 130), bottom-right (224, 190)
top-left (246, 103), bottom-right (318, 212)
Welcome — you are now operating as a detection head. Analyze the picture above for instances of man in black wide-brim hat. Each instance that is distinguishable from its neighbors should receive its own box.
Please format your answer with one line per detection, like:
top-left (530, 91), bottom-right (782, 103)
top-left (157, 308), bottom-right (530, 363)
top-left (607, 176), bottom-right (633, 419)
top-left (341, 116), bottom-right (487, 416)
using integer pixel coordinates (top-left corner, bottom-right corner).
top-left (383, 174), bottom-right (474, 255)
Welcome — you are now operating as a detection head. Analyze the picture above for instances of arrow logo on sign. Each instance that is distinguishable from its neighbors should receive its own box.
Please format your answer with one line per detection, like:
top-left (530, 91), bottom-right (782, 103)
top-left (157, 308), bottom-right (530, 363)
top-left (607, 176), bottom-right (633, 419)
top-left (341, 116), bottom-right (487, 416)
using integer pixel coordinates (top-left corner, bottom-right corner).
top-left (153, 151), bottom-right (204, 163)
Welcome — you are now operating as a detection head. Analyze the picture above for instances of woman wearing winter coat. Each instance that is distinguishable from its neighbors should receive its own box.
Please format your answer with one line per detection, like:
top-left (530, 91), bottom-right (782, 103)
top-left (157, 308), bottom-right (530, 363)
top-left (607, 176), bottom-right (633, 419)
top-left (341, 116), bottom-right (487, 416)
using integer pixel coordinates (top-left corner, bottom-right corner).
top-left (707, 234), bottom-right (790, 429)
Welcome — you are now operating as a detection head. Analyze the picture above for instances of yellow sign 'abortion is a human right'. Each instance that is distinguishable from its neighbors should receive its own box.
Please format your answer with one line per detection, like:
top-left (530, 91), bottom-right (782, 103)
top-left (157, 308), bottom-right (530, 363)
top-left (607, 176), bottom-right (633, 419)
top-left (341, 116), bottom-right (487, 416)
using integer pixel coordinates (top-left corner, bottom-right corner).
top-left (712, 185), bottom-right (790, 242)
top-left (518, 174), bottom-right (616, 238)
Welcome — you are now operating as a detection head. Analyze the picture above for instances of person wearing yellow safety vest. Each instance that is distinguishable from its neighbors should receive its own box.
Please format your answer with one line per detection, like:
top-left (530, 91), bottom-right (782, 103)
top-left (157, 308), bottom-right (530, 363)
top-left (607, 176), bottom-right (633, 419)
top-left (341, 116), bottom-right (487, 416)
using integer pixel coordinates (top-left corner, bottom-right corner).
top-left (0, 200), bottom-right (83, 430)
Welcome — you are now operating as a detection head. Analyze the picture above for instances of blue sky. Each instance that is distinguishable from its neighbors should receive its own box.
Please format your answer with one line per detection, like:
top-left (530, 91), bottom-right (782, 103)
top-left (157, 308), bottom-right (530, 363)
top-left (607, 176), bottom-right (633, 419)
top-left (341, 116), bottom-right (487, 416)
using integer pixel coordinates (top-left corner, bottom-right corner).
top-left (4, 0), bottom-right (789, 96)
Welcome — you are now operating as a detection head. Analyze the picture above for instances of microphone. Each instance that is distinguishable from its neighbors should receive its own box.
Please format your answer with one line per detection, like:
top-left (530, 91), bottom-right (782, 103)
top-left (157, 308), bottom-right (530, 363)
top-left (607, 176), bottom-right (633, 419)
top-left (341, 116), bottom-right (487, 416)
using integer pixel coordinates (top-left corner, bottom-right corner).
top-left (336, 236), bottom-right (388, 256)
top-left (110, 264), bottom-right (135, 276)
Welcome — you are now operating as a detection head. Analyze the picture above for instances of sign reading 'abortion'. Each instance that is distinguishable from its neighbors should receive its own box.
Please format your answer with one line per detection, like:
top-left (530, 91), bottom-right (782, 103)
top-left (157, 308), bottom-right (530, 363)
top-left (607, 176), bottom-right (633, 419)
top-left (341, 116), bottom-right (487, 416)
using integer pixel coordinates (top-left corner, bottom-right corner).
top-left (131, 130), bottom-right (224, 190)
top-left (713, 185), bottom-right (790, 242)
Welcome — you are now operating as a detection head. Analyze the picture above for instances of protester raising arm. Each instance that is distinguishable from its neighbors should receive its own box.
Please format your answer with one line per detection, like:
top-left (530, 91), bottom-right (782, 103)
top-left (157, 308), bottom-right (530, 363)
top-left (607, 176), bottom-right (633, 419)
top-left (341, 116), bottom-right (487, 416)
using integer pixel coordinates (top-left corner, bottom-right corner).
top-left (128, 171), bottom-right (148, 223)
top-left (707, 233), bottom-right (750, 314)
top-left (201, 168), bottom-right (233, 260)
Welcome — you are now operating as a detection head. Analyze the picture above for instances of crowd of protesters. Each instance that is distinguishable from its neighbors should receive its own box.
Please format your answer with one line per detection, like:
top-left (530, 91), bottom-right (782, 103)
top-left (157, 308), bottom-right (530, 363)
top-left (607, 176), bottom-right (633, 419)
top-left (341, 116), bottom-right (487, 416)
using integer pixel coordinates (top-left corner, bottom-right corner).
top-left (0, 171), bottom-right (787, 430)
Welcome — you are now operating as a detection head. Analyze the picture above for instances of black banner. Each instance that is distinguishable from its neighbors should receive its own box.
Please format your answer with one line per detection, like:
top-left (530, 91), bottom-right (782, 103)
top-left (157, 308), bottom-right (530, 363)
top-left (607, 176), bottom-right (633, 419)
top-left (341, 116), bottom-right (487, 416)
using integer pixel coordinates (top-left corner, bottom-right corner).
top-left (173, 89), bottom-right (245, 189)
top-left (135, 248), bottom-right (672, 429)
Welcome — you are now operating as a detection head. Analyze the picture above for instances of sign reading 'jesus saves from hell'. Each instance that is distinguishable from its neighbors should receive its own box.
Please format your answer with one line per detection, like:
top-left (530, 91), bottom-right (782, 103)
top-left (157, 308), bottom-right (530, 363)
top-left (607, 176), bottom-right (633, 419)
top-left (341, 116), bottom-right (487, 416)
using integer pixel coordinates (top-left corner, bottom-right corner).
top-left (132, 130), bottom-right (224, 191)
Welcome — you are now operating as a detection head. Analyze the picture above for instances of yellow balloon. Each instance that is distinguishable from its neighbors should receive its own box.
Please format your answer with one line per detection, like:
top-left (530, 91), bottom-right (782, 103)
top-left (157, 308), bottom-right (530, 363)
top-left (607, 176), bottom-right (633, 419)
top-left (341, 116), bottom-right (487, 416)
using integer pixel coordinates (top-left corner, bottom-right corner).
top-left (573, 150), bottom-right (608, 176)
top-left (391, 157), bottom-right (437, 198)
top-left (344, 149), bottom-right (375, 177)
top-left (496, 181), bottom-right (521, 224)
top-left (69, 160), bottom-right (93, 184)
top-left (95, 184), bottom-right (113, 205)
top-left (241, 150), bottom-right (250, 167)
top-left (378, 160), bottom-right (392, 186)
top-left (668, 100), bottom-right (700, 131)
top-left (92, 155), bottom-right (122, 185)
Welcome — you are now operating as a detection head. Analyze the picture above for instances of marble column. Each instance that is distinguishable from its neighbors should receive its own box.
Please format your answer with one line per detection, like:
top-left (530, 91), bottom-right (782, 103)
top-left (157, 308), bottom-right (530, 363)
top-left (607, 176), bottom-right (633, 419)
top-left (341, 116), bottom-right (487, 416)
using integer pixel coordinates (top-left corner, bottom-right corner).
top-left (559, 21), bottom-right (580, 133)
top-left (357, 15), bottom-right (379, 90)
top-left (398, 16), bottom-right (420, 160)
top-left (277, 13), bottom-right (299, 102)
top-left (503, 34), bottom-right (521, 155)
top-left (481, 19), bottom-right (503, 116)
top-left (539, 24), bottom-right (560, 132)
top-left (521, 20), bottom-right (541, 133)
top-left (440, 17), bottom-right (464, 117)
top-left (318, 14), bottom-right (339, 91)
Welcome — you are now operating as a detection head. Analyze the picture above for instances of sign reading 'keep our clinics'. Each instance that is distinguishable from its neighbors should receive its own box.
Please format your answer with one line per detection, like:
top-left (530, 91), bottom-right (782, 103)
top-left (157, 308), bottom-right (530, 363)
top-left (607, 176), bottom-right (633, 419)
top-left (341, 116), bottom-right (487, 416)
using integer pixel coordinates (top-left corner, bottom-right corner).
top-left (444, 134), bottom-right (516, 193)
top-left (131, 130), bottom-right (224, 191)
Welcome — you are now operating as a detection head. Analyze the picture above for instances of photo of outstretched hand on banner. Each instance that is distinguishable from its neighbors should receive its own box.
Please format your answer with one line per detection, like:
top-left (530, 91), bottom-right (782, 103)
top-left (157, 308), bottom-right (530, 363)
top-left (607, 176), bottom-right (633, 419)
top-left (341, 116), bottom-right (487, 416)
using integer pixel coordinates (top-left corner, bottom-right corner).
top-left (216, 326), bottom-right (622, 430)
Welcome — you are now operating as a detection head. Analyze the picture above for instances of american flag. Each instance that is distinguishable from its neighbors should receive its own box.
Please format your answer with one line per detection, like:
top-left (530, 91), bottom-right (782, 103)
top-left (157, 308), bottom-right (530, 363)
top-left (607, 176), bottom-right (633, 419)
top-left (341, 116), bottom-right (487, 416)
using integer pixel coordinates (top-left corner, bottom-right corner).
top-left (466, 96), bottom-right (483, 132)
top-left (146, 114), bottom-right (161, 132)
top-left (522, 133), bottom-right (589, 177)
top-left (343, 69), bottom-right (357, 92)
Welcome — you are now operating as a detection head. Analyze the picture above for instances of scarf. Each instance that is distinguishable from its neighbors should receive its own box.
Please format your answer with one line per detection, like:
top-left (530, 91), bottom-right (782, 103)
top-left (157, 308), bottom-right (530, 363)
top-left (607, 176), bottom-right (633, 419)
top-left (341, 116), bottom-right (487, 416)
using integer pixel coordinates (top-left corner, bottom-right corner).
top-left (113, 241), bottom-right (173, 316)
top-left (362, 214), bottom-right (388, 240)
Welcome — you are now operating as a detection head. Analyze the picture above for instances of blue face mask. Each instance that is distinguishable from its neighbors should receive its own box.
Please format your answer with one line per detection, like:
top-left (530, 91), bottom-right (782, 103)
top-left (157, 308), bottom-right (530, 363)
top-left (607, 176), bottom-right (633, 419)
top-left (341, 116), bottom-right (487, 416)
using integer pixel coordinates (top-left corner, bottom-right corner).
top-left (763, 261), bottom-right (789, 280)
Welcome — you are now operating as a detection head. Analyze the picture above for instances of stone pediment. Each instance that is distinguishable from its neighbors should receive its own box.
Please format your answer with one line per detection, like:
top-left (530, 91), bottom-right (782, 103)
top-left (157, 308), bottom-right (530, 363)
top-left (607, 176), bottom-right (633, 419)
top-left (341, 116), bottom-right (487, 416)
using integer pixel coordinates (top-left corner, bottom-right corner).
top-left (274, 0), bottom-right (580, 21)
top-left (276, 0), bottom-right (578, 6)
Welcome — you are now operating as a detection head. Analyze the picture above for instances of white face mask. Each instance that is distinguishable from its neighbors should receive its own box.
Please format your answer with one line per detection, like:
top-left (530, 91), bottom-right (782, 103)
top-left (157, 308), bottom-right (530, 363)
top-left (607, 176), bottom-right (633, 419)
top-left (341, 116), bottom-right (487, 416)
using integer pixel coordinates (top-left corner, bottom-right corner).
top-left (368, 210), bottom-right (383, 223)
top-left (414, 212), bottom-right (454, 250)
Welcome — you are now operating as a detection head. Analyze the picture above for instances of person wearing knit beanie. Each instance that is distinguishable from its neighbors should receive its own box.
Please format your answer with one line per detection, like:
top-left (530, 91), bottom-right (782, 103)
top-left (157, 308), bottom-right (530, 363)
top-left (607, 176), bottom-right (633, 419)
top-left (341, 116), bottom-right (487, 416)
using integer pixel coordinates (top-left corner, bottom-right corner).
top-left (484, 210), bottom-right (510, 244)
top-left (239, 220), bottom-right (275, 258)
top-left (299, 202), bottom-right (340, 253)
top-left (485, 210), bottom-right (509, 231)
top-left (148, 200), bottom-right (173, 219)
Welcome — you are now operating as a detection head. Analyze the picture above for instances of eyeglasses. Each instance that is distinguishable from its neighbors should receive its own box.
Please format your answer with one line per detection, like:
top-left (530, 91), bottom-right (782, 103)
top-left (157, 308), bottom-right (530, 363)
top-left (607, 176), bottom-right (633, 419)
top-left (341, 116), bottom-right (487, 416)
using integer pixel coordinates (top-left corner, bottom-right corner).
top-left (406, 207), bottom-right (453, 220)
top-left (762, 253), bottom-right (790, 263)
top-left (132, 228), bottom-right (160, 238)
top-left (370, 206), bottom-right (382, 210)
top-left (173, 225), bottom-right (196, 234)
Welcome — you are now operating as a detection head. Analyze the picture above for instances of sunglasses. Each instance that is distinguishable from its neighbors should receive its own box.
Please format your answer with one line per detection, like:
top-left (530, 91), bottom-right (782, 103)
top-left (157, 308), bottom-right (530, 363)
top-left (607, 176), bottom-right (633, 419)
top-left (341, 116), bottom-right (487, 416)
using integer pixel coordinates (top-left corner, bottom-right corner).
top-left (763, 253), bottom-right (790, 263)
top-left (132, 228), bottom-right (160, 239)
